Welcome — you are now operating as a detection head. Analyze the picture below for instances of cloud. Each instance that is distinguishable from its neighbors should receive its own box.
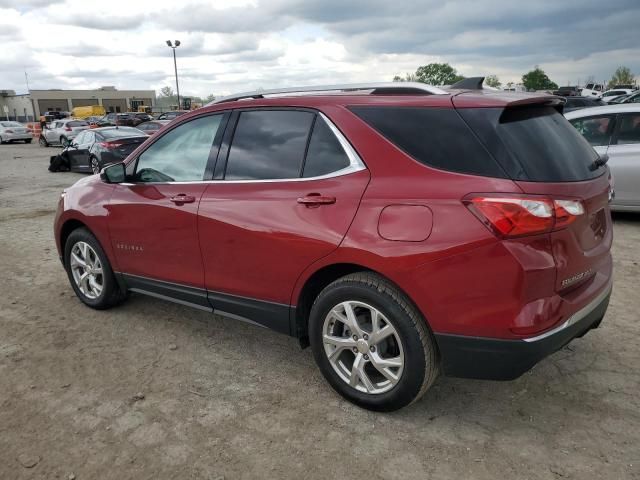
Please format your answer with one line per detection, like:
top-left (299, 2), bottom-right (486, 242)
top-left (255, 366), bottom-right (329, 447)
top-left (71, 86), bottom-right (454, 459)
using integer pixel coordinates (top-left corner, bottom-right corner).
top-left (0, 0), bottom-right (638, 97)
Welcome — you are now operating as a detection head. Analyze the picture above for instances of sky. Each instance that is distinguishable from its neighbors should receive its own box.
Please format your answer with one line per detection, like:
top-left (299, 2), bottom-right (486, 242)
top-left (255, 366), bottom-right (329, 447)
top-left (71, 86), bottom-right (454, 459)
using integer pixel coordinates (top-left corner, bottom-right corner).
top-left (1, 0), bottom-right (639, 98)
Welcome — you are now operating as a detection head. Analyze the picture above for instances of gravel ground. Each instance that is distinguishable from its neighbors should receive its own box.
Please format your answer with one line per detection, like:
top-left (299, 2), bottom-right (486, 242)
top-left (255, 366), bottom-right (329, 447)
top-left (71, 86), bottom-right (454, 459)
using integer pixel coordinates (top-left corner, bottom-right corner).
top-left (1, 142), bottom-right (639, 480)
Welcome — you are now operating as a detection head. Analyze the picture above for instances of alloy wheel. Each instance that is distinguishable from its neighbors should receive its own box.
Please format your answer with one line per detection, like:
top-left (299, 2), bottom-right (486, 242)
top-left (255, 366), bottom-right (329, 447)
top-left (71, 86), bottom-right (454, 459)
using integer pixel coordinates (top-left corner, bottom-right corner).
top-left (322, 301), bottom-right (404, 394)
top-left (91, 158), bottom-right (100, 174)
top-left (39, 136), bottom-right (47, 147)
top-left (69, 241), bottom-right (104, 299)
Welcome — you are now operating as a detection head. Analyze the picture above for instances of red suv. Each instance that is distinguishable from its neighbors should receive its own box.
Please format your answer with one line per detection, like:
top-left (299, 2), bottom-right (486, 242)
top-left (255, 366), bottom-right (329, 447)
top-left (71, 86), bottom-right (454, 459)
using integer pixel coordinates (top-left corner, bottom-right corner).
top-left (54, 82), bottom-right (613, 411)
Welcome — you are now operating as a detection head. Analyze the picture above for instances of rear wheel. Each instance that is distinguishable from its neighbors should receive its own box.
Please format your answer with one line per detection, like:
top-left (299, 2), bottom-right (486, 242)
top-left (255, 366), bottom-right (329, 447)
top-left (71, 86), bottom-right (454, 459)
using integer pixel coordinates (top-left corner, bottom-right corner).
top-left (64, 228), bottom-right (126, 309)
top-left (309, 272), bottom-right (439, 411)
top-left (0, 136), bottom-right (4, 144)
top-left (39, 135), bottom-right (48, 147)
top-left (60, 136), bottom-right (69, 147)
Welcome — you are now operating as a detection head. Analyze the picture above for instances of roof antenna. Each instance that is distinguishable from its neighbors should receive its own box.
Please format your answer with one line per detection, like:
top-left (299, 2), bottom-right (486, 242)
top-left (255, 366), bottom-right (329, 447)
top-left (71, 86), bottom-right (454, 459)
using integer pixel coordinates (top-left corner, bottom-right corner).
top-left (450, 77), bottom-right (486, 90)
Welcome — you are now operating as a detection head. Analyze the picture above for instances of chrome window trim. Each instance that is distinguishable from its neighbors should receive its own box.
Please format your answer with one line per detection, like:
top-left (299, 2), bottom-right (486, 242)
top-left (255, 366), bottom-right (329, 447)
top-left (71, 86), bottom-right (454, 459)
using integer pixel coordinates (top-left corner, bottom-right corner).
top-left (122, 111), bottom-right (367, 186)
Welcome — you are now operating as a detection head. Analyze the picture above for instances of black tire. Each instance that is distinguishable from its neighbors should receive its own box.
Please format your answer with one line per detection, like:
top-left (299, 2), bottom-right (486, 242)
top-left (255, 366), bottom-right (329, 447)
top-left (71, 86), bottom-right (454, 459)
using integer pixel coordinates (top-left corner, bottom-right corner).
top-left (89, 156), bottom-right (101, 174)
top-left (64, 227), bottom-right (126, 310)
top-left (25, 138), bottom-right (32, 144)
top-left (309, 272), bottom-right (439, 412)
top-left (60, 136), bottom-right (69, 147)
top-left (39, 135), bottom-right (48, 147)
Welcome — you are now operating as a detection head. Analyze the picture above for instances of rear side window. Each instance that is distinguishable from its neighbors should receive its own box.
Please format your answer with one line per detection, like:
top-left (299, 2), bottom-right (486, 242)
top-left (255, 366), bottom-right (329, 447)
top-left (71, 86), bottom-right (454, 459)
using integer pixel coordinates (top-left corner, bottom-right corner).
top-left (225, 110), bottom-right (314, 180)
top-left (68, 121), bottom-right (88, 127)
top-left (569, 115), bottom-right (615, 146)
top-left (348, 106), bottom-right (506, 178)
top-left (302, 117), bottom-right (350, 177)
top-left (615, 113), bottom-right (640, 145)
top-left (459, 107), bottom-right (601, 182)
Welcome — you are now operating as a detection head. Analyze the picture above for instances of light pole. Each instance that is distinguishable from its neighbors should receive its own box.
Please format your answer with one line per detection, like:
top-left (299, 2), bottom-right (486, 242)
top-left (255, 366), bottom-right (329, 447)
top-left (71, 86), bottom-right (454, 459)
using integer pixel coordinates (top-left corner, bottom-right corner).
top-left (166, 40), bottom-right (181, 110)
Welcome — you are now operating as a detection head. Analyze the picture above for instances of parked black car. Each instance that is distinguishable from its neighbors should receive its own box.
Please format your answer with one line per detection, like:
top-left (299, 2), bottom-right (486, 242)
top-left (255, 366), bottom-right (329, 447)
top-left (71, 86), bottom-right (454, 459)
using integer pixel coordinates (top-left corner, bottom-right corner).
top-left (55, 126), bottom-right (147, 174)
top-left (133, 112), bottom-right (154, 124)
top-left (553, 86), bottom-right (581, 96)
top-left (156, 110), bottom-right (189, 120)
top-left (561, 96), bottom-right (604, 112)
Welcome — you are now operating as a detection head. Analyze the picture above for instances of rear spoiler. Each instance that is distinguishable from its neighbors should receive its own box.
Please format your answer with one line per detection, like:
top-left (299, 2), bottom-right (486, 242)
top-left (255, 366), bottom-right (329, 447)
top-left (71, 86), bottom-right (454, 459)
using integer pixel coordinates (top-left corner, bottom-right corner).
top-left (452, 90), bottom-right (565, 113)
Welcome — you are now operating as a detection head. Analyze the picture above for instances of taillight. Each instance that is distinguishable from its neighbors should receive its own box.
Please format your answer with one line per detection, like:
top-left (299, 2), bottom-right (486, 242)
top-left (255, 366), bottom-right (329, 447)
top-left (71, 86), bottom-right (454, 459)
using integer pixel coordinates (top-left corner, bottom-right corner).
top-left (64, 126), bottom-right (72, 131)
top-left (554, 199), bottom-right (584, 228)
top-left (98, 141), bottom-right (123, 148)
top-left (465, 195), bottom-right (584, 238)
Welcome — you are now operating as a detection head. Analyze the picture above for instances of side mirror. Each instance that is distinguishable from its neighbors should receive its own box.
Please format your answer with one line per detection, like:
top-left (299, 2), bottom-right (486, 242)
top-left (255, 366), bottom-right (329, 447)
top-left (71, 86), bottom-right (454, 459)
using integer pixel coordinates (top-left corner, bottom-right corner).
top-left (100, 162), bottom-right (126, 183)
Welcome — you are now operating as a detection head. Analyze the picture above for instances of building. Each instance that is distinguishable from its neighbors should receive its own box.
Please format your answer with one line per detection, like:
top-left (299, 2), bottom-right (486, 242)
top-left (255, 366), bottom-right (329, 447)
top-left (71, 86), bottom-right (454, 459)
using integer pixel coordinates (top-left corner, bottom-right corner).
top-left (0, 87), bottom-right (155, 122)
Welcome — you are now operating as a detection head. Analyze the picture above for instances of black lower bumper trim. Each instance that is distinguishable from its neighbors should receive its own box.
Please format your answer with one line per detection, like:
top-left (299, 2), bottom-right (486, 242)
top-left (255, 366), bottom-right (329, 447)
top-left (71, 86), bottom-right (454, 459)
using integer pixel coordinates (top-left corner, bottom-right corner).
top-left (434, 289), bottom-right (611, 380)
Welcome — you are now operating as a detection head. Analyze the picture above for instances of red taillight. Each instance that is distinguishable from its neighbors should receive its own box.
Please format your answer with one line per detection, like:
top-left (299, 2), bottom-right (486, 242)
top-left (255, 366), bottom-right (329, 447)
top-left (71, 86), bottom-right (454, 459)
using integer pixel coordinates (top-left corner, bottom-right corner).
top-left (98, 141), bottom-right (123, 148)
top-left (64, 126), bottom-right (72, 131)
top-left (465, 195), bottom-right (584, 238)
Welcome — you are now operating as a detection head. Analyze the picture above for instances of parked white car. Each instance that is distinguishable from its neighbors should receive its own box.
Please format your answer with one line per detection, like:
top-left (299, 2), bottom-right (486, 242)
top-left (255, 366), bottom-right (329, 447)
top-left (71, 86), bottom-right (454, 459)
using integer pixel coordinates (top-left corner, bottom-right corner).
top-left (565, 104), bottom-right (640, 212)
top-left (600, 89), bottom-right (635, 103)
top-left (0, 121), bottom-right (33, 144)
top-left (39, 118), bottom-right (89, 147)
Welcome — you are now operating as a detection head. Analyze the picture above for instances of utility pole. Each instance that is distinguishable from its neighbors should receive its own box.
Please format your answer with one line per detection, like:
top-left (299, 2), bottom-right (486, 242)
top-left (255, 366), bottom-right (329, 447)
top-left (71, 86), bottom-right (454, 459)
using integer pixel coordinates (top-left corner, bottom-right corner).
top-left (166, 40), bottom-right (181, 110)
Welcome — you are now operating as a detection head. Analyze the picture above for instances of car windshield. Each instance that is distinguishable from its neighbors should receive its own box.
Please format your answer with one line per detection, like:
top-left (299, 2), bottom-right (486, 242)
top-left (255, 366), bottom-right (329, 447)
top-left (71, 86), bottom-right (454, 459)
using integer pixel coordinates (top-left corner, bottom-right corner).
top-left (100, 127), bottom-right (144, 138)
top-left (1, 122), bottom-right (23, 127)
top-left (67, 121), bottom-right (88, 127)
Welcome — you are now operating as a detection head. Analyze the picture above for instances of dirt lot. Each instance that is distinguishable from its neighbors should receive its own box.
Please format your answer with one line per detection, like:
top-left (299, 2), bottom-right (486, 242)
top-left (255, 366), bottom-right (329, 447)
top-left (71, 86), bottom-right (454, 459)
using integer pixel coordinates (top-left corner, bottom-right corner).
top-left (0, 142), bottom-right (638, 480)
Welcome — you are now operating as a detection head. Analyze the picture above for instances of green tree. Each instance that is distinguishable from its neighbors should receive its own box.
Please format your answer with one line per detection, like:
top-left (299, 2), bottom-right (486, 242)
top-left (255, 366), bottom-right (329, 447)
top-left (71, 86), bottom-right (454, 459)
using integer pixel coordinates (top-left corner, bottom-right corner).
top-left (522, 66), bottom-right (558, 91)
top-left (205, 94), bottom-right (216, 103)
top-left (392, 73), bottom-right (417, 82)
top-left (609, 66), bottom-right (635, 87)
top-left (414, 63), bottom-right (464, 85)
top-left (159, 86), bottom-right (174, 98)
top-left (485, 75), bottom-right (501, 88)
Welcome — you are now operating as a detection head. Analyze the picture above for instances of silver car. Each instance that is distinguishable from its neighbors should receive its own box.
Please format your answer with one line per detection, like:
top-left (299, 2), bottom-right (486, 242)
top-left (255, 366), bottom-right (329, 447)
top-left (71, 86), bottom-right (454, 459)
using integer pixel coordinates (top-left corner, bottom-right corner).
top-left (40, 118), bottom-right (89, 147)
top-left (566, 104), bottom-right (640, 212)
top-left (0, 121), bottom-right (33, 144)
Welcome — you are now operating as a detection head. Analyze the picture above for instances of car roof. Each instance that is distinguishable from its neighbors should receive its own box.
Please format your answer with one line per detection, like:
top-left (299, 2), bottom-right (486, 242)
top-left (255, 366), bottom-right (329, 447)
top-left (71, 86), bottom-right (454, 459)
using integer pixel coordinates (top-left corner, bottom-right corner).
top-left (564, 103), bottom-right (640, 119)
top-left (190, 88), bottom-right (560, 118)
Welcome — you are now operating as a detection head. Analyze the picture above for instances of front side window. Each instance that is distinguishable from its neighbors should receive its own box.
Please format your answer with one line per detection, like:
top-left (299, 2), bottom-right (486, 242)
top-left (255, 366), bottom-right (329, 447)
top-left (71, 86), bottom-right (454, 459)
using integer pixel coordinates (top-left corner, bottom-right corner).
top-left (133, 114), bottom-right (223, 183)
top-left (225, 110), bottom-right (314, 180)
top-left (615, 113), bottom-right (640, 145)
top-left (569, 115), bottom-right (615, 147)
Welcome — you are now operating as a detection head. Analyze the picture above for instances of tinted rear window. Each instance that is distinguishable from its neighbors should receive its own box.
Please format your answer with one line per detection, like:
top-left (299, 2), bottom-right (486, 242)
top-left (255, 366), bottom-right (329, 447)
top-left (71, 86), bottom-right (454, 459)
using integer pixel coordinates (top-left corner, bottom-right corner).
top-left (68, 121), bottom-right (88, 127)
top-left (100, 127), bottom-right (144, 138)
top-left (349, 106), bottom-right (506, 178)
top-left (459, 107), bottom-right (601, 182)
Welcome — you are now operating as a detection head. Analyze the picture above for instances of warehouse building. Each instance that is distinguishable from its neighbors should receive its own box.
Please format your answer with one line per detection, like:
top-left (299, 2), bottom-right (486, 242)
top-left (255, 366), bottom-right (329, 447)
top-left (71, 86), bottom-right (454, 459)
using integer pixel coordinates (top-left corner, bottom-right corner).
top-left (0, 86), bottom-right (155, 121)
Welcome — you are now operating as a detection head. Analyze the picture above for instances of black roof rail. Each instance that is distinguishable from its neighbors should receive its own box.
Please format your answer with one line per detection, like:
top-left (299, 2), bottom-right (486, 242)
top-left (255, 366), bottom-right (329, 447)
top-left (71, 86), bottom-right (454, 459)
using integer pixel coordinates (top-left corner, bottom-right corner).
top-left (450, 77), bottom-right (486, 90)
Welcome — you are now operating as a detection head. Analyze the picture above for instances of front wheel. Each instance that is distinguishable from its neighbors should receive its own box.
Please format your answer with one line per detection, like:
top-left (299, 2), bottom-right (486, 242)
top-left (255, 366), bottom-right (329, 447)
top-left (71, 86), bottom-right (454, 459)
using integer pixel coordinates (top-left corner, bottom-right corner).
top-left (309, 272), bottom-right (439, 412)
top-left (64, 228), bottom-right (126, 309)
top-left (90, 156), bottom-right (101, 174)
top-left (25, 138), bottom-right (32, 144)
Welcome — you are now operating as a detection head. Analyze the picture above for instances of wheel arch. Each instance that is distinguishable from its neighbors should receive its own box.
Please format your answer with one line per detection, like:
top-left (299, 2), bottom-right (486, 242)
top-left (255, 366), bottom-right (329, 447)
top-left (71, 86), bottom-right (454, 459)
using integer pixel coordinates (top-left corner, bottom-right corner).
top-left (293, 262), bottom-right (433, 348)
top-left (59, 218), bottom-right (90, 267)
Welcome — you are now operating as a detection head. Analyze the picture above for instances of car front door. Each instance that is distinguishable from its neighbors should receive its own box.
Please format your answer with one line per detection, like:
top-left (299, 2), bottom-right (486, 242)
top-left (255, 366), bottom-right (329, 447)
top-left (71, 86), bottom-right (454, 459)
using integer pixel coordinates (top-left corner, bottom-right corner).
top-left (107, 113), bottom-right (228, 303)
top-left (65, 131), bottom-right (88, 171)
top-left (197, 109), bottom-right (370, 333)
top-left (73, 131), bottom-right (94, 171)
top-left (608, 112), bottom-right (640, 207)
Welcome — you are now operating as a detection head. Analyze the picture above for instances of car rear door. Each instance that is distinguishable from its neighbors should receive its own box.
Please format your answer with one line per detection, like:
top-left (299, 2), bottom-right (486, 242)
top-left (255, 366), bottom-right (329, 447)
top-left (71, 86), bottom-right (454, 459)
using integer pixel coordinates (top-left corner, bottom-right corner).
top-left (607, 112), bottom-right (640, 207)
top-left (197, 108), bottom-right (370, 332)
top-left (107, 113), bottom-right (228, 301)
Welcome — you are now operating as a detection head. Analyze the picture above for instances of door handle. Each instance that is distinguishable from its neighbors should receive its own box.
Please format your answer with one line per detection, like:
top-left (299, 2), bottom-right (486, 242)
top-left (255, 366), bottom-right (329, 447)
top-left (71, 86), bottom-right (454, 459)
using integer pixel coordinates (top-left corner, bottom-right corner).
top-left (297, 193), bottom-right (336, 207)
top-left (169, 194), bottom-right (196, 205)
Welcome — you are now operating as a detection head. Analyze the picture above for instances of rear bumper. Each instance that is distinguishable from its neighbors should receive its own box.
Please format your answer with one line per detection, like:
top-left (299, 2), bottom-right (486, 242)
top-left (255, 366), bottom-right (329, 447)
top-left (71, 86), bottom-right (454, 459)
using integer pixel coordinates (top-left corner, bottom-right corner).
top-left (434, 282), bottom-right (612, 380)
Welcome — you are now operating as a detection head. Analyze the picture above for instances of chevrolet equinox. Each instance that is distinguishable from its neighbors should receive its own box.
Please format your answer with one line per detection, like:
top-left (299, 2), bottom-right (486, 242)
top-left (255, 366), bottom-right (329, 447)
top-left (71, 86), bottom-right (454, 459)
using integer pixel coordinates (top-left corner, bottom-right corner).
top-left (54, 81), bottom-right (613, 411)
